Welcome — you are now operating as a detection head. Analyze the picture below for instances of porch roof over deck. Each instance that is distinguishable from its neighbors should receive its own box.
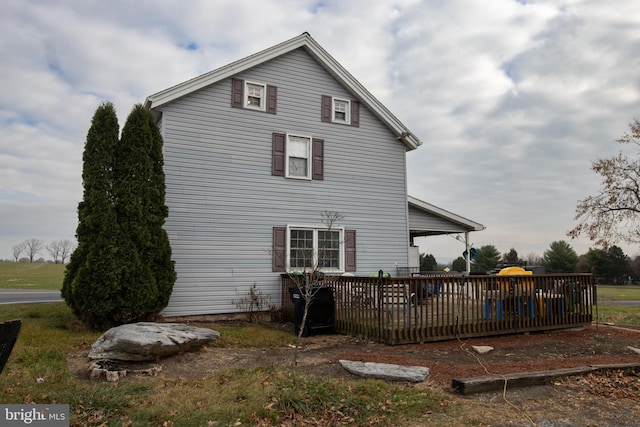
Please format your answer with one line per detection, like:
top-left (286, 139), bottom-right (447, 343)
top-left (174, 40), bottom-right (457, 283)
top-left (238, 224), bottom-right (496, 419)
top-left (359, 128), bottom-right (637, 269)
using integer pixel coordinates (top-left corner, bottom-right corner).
top-left (407, 195), bottom-right (485, 239)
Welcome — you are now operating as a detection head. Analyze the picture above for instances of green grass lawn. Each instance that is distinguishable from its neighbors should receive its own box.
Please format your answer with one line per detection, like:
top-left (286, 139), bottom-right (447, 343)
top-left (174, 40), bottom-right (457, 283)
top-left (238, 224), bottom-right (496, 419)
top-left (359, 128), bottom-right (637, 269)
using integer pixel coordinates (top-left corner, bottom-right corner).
top-left (0, 261), bottom-right (65, 290)
top-left (596, 284), bottom-right (640, 301)
top-left (0, 267), bottom-right (637, 425)
top-left (594, 305), bottom-right (640, 326)
top-left (0, 303), bottom-right (451, 426)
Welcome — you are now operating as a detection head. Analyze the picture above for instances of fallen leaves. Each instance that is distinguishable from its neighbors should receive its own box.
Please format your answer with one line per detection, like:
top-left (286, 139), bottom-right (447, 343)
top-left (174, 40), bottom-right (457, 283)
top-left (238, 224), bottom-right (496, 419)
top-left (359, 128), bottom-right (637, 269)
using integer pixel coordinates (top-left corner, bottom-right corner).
top-left (557, 369), bottom-right (640, 400)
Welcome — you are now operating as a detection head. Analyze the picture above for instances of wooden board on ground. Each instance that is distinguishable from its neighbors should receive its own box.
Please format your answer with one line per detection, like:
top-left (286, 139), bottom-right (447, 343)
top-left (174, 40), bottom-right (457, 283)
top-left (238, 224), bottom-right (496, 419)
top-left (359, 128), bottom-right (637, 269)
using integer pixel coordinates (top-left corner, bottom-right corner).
top-left (452, 362), bottom-right (640, 395)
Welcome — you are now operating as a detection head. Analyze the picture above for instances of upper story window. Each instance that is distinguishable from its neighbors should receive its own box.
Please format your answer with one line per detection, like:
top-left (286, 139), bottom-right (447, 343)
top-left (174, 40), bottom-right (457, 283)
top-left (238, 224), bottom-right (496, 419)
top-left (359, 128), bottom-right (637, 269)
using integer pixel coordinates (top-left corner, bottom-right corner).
top-left (231, 78), bottom-right (277, 114)
top-left (332, 98), bottom-right (350, 124)
top-left (245, 81), bottom-right (266, 110)
top-left (321, 95), bottom-right (360, 127)
top-left (286, 134), bottom-right (311, 179)
top-left (272, 132), bottom-right (324, 180)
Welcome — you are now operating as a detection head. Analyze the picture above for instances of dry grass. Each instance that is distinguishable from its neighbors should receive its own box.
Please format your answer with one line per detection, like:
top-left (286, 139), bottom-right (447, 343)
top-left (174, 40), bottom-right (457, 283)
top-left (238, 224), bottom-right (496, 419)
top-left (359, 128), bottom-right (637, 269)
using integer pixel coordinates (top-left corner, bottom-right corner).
top-left (0, 303), bottom-right (450, 426)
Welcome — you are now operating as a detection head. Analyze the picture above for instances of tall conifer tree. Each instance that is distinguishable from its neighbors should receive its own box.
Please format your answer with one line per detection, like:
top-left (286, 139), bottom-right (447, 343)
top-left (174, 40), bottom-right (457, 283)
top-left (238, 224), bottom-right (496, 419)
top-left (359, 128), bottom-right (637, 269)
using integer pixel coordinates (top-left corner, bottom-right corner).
top-left (62, 102), bottom-right (124, 329)
top-left (147, 111), bottom-right (177, 308)
top-left (63, 103), bottom-right (175, 330)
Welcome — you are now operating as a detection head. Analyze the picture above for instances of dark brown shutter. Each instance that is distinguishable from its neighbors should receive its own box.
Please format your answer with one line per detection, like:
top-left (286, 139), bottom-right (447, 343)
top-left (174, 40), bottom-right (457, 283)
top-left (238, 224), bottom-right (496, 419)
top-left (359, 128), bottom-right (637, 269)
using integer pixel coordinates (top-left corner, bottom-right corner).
top-left (231, 78), bottom-right (244, 108)
top-left (273, 227), bottom-right (286, 272)
top-left (350, 100), bottom-right (360, 127)
top-left (272, 133), bottom-right (286, 176)
top-left (321, 95), bottom-right (332, 122)
top-left (345, 230), bottom-right (356, 272)
top-left (266, 85), bottom-right (277, 114)
top-left (312, 138), bottom-right (324, 180)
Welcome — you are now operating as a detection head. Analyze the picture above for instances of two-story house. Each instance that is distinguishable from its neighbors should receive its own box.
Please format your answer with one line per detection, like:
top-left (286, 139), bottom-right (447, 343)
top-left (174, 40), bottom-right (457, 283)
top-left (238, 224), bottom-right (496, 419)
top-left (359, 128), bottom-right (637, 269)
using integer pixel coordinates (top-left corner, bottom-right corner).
top-left (145, 33), bottom-right (484, 317)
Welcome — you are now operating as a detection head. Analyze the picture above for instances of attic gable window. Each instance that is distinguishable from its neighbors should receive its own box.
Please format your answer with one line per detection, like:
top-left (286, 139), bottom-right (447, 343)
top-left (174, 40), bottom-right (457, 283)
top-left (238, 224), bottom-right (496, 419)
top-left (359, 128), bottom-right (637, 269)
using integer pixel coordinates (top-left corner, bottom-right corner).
top-left (333, 98), bottom-right (350, 124)
top-left (231, 78), bottom-right (277, 113)
top-left (246, 82), bottom-right (265, 110)
top-left (321, 95), bottom-right (359, 127)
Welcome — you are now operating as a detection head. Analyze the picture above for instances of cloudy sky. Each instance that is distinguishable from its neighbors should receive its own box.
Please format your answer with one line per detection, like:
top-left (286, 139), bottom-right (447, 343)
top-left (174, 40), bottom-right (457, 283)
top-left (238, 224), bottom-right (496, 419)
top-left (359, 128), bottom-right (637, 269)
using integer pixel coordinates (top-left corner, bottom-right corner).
top-left (2, 0), bottom-right (640, 263)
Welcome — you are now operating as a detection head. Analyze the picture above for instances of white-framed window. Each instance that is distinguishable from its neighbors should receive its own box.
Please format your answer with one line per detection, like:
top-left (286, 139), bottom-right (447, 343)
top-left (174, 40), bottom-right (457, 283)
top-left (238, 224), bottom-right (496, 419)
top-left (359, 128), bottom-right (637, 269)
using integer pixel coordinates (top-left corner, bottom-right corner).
top-left (332, 98), bottom-right (350, 124)
top-left (288, 226), bottom-right (344, 272)
top-left (245, 81), bottom-right (266, 110)
top-left (286, 134), bottom-right (311, 179)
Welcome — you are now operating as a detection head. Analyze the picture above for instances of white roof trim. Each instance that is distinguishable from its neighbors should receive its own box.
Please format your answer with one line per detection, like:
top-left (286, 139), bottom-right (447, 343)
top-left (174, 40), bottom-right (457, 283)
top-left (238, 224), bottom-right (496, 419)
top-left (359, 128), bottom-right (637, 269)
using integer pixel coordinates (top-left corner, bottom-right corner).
top-left (408, 195), bottom-right (485, 232)
top-left (144, 32), bottom-right (421, 151)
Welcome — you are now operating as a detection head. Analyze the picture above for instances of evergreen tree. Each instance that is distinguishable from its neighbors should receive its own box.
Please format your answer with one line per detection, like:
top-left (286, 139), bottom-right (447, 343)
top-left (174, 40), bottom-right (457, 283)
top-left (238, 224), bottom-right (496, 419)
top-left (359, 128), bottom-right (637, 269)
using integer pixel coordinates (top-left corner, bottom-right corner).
top-left (503, 248), bottom-right (520, 264)
top-left (419, 253), bottom-right (437, 272)
top-left (147, 109), bottom-right (176, 308)
top-left (62, 102), bottom-right (124, 329)
top-left (62, 103), bottom-right (175, 330)
top-left (451, 256), bottom-right (467, 272)
top-left (112, 104), bottom-right (175, 324)
top-left (542, 240), bottom-right (579, 273)
top-left (585, 245), bottom-right (631, 283)
top-left (472, 245), bottom-right (501, 273)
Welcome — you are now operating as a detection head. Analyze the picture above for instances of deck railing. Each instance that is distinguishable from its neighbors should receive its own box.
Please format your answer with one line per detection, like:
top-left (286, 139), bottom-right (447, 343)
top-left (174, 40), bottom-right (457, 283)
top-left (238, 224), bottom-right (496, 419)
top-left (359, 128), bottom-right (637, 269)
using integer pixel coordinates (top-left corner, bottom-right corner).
top-left (281, 273), bottom-right (594, 345)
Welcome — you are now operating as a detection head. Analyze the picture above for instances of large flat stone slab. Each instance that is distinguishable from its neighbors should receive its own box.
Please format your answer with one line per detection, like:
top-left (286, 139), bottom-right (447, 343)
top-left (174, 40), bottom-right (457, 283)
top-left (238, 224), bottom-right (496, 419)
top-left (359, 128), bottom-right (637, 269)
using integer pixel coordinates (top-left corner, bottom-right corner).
top-left (89, 322), bottom-right (220, 361)
top-left (339, 359), bottom-right (430, 382)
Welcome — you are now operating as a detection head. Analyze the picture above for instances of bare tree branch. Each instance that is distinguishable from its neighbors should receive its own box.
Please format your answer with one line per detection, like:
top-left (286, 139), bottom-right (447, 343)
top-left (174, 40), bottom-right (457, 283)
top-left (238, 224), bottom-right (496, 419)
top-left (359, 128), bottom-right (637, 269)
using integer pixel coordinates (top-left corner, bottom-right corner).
top-left (568, 119), bottom-right (640, 247)
top-left (23, 238), bottom-right (44, 263)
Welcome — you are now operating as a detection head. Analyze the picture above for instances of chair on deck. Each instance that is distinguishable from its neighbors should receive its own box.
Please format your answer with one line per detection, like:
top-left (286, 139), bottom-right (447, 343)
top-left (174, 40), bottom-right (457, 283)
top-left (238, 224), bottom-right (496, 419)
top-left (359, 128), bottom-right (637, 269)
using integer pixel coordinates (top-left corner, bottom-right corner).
top-left (0, 319), bottom-right (22, 375)
top-left (382, 284), bottom-right (420, 327)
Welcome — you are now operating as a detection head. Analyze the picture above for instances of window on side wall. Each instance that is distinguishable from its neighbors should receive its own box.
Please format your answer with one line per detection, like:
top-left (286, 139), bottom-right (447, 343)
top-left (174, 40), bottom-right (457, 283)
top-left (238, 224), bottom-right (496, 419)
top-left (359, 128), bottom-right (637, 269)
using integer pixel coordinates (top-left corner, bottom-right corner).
top-left (288, 227), bottom-right (343, 272)
top-left (286, 134), bottom-right (311, 179)
top-left (273, 227), bottom-right (355, 273)
top-left (272, 133), bottom-right (324, 180)
top-left (232, 78), bottom-right (277, 113)
top-left (245, 81), bottom-right (266, 111)
top-left (321, 95), bottom-right (359, 127)
top-left (332, 98), bottom-right (350, 124)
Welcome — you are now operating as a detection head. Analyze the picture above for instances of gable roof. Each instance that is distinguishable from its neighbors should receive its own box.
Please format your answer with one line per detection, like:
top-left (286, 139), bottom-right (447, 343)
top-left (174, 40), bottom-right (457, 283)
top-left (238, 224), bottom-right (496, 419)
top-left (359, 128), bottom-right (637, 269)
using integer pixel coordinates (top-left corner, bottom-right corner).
top-left (144, 32), bottom-right (421, 151)
top-left (408, 195), bottom-right (485, 236)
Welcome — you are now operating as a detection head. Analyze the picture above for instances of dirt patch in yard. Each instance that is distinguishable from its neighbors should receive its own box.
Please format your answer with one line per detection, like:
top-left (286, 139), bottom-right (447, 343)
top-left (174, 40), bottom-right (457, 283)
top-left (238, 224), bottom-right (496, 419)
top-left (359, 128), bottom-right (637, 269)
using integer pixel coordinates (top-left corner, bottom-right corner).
top-left (69, 322), bottom-right (640, 426)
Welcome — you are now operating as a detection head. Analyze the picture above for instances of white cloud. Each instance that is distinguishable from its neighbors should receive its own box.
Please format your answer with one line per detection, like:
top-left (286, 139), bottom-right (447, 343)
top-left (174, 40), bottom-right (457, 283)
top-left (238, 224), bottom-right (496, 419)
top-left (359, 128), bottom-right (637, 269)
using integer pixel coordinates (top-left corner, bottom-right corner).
top-left (1, 0), bottom-right (640, 262)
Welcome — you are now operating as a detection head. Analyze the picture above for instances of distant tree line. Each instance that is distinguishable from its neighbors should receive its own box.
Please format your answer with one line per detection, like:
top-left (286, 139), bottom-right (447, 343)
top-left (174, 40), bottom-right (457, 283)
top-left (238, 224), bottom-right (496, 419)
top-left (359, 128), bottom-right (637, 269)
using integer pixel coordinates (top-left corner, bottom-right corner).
top-left (11, 238), bottom-right (75, 264)
top-left (420, 119), bottom-right (640, 285)
top-left (422, 240), bottom-right (637, 284)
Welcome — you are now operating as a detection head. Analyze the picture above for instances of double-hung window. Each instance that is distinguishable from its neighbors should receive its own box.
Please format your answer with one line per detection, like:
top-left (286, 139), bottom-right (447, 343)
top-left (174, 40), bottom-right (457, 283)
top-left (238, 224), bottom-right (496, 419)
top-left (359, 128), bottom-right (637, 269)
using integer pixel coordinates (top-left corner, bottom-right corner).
top-left (245, 81), bottom-right (266, 111)
top-left (321, 95), bottom-right (359, 127)
top-left (272, 133), bottom-right (324, 180)
top-left (288, 226), bottom-right (343, 272)
top-left (231, 78), bottom-right (277, 113)
top-left (332, 98), bottom-right (350, 124)
top-left (286, 134), bottom-right (311, 179)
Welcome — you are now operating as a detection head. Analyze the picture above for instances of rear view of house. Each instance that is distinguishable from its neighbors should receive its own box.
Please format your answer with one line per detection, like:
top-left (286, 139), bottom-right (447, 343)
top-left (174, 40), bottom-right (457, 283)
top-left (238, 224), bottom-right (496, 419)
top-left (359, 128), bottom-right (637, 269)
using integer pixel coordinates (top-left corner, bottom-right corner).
top-left (145, 33), bottom-right (481, 317)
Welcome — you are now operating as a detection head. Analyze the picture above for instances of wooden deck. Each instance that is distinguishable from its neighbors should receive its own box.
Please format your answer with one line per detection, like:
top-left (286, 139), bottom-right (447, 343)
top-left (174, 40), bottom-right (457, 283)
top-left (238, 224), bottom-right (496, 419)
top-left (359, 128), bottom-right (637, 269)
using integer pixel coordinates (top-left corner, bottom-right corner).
top-left (281, 273), bottom-right (594, 345)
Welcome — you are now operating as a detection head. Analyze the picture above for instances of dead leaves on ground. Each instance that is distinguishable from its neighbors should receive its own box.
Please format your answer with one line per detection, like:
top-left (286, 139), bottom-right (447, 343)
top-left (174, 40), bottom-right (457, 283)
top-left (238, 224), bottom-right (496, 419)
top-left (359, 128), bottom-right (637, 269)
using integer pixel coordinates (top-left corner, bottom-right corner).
top-left (556, 369), bottom-right (640, 400)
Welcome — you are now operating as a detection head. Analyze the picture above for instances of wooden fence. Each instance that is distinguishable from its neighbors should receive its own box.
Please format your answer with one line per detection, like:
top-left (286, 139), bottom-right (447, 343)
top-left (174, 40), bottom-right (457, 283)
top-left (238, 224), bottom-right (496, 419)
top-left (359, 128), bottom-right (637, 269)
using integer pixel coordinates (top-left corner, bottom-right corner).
top-left (281, 273), bottom-right (594, 345)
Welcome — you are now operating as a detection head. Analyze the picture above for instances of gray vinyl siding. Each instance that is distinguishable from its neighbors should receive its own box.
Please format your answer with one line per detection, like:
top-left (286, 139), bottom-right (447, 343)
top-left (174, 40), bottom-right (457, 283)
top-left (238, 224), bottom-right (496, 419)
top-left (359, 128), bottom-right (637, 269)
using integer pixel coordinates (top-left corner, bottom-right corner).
top-left (408, 206), bottom-right (469, 234)
top-left (157, 48), bottom-right (410, 316)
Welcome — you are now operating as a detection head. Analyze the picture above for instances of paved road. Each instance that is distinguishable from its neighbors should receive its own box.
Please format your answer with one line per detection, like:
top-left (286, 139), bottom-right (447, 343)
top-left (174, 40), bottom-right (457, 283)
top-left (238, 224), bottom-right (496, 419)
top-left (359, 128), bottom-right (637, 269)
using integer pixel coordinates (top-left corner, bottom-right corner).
top-left (0, 289), bottom-right (63, 305)
top-left (608, 300), bottom-right (640, 307)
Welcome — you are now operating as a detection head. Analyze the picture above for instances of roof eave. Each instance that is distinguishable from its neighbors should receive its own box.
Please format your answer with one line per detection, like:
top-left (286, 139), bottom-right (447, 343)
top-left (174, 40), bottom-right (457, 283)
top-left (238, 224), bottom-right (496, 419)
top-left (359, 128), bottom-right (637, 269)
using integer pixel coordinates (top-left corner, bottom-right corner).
top-left (145, 32), bottom-right (422, 151)
top-left (408, 195), bottom-right (485, 232)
